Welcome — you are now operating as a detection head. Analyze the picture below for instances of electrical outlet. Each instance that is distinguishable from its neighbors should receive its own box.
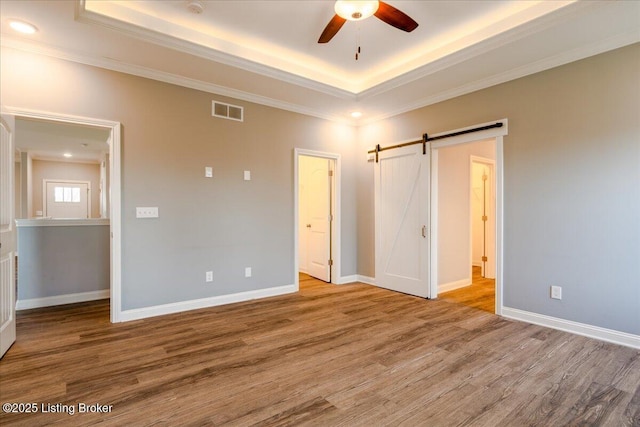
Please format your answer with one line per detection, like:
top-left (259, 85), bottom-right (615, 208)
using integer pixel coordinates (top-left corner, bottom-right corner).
top-left (205, 271), bottom-right (213, 282)
top-left (550, 285), bottom-right (562, 300)
top-left (205, 166), bottom-right (213, 178)
top-left (245, 267), bottom-right (252, 278)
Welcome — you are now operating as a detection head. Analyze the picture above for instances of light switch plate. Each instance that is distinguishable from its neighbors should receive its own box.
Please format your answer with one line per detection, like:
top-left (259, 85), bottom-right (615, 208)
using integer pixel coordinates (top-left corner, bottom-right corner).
top-left (205, 167), bottom-right (213, 178)
top-left (244, 170), bottom-right (251, 181)
top-left (245, 267), bottom-right (252, 278)
top-left (136, 207), bottom-right (159, 218)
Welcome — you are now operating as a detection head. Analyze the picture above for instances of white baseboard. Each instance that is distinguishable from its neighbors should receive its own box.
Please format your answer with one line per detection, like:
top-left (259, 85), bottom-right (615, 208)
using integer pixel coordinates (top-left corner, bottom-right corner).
top-left (502, 307), bottom-right (640, 349)
top-left (439, 278), bottom-right (471, 293)
top-left (355, 275), bottom-right (376, 286)
top-left (16, 289), bottom-right (110, 310)
top-left (119, 284), bottom-right (296, 322)
top-left (336, 275), bottom-right (358, 285)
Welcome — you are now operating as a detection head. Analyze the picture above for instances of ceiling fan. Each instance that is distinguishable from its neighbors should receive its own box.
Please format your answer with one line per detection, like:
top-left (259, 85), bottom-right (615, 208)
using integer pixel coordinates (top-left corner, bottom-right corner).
top-left (318, 0), bottom-right (418, 43)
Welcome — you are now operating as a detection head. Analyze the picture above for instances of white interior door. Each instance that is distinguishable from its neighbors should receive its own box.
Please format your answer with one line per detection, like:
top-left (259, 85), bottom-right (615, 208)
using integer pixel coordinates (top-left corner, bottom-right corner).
top-left (44, 180), bottom-right (90, 219)
top-left (0, 114), bottom-right (16, 358)
top-left (471, 159), bottom-right (495, 279)
top-left (306, 157), bottom-right (331, 282)
top-left (375, 144), bottom-right (430, 297)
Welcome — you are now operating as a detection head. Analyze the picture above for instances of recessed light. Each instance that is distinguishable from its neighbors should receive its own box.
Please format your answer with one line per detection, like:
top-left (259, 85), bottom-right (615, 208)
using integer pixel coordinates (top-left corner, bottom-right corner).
top-left (9, 20), bottom-right (38, 35)
top-left (351, 111), bottom-right (362, 118)
top-left (63, 153), bottom-right (72, 158)
top-left (186, 1), bottom-right (204, 14)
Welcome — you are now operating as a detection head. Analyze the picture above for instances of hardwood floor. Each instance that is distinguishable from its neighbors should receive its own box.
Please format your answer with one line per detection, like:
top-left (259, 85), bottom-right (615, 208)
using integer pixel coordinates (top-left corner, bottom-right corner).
top-left (1, 275), bottom-right (638, 426)
top-left (440, 266), bottom-right (495, 313)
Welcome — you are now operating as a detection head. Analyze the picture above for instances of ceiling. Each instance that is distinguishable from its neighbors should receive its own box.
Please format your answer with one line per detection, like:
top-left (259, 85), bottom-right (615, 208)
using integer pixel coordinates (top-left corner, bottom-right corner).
top-left (1, 1), bottom-right (639, 124)
top-left (16, 118), bottom-right (110, 163)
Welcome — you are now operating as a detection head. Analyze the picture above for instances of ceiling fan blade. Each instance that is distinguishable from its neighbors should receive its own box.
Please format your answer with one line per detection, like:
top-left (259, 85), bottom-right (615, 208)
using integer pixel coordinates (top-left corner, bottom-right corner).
top-left (374, 1), bottom-right (419, 32)
top-left (318, 14), bottom-right (347, 43)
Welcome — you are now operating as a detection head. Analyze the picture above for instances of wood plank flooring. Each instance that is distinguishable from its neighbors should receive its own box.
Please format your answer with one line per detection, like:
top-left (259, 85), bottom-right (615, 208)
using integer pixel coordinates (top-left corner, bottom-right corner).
top-left (1, 274), bottom-right (638, 426)
top-left (440, 266), bottom-right (495, 313)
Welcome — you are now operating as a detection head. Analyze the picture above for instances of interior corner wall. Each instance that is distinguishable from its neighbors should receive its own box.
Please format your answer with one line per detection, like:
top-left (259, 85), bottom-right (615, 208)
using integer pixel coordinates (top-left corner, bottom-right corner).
top-left (0, 46), bottom-right (358, 311)
top-left (357, 43), bottom-right (640, 335)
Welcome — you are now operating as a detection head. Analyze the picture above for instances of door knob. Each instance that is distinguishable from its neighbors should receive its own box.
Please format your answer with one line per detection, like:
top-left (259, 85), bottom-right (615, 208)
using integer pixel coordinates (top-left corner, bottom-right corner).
top-left (306, 224), bottom-right (311, 228)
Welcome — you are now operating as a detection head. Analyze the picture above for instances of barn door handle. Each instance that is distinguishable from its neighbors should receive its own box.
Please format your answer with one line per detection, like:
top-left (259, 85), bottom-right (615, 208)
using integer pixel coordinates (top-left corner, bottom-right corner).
top-left (422, 226), bottom-right (427, 238)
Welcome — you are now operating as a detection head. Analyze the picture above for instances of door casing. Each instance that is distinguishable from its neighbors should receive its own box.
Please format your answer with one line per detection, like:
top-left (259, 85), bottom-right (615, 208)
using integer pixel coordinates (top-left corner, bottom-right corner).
top-left (3, 107), bottom-right (122, 322)
top-left (429, 119), bottom-right (507, 314)
top-left (294, 148), bottom-right (340, 289)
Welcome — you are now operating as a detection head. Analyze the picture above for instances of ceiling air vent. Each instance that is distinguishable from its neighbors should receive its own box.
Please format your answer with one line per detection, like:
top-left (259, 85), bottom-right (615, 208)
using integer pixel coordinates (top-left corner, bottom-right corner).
top-left (212, 101), bottom-right (244, 122)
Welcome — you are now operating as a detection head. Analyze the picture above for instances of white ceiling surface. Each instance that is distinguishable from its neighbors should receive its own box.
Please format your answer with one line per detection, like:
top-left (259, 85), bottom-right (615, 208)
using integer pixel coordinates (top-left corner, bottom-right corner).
top-left (1, 1), bottom-right (639, 124)
top-left (16, 118), bottom-right (110, 163)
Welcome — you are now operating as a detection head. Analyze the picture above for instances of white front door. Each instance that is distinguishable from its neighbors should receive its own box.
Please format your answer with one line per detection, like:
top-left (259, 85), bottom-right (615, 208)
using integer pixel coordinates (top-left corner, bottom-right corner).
top-left (375, 144), bottom-right (430, 297)
top-left (0, 114), bottom-right (16, 358)
top-left (305, 157), bottom-right (331, 282)
top-left (44, 180), bottom-right (90, 219)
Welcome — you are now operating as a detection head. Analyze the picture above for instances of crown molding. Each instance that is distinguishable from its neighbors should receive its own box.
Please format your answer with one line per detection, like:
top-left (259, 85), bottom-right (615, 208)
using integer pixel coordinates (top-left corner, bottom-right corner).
top-left (357, 0), bottom-right (596, 100)
top-left (0, 38), bottom-right (353, 126)
top-left (76, 1), bottom-right (356, 98)
top-left (360, 29), bottom-right (640, 125)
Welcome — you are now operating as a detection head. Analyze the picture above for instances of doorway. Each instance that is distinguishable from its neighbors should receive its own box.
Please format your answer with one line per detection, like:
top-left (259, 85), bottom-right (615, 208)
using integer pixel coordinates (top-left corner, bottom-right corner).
top-left (3, 108), bottom-right (122, 323)
top-left (294, 149), bottom-right (340, 290)
top-left (429, 121), bottom-right (506, 315)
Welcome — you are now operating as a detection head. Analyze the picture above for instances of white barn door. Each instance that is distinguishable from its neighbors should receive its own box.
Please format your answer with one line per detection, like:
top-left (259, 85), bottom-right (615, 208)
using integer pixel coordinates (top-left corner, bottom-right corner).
top-left (375, 144), bottom-right (430, 297)
top-left (0, 115), bottom-right (16, 358)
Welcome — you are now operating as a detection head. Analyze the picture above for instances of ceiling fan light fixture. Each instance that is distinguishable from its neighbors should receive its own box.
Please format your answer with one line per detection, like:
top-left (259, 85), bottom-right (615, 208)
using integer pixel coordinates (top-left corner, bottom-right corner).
top-left (334, 0), bottom-right (379, 21)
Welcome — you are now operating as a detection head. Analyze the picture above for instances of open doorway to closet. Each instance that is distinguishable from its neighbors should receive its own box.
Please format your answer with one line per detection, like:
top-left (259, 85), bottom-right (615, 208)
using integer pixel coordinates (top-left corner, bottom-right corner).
top-left (295, 149), bottom-right (340, 290)
top-left (436, 139), bottom-right (496, 313)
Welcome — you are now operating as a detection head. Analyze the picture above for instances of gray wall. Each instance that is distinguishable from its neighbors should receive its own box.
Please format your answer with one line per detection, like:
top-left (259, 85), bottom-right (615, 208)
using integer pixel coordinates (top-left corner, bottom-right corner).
top-left (17, 224), bottom-right (110, 300)
top-left (2, 43), bottom-right (638, 336)
top-left (1, 47), bottom-right (358, 310)
top-left (358, 43), bottom-right (640, 335)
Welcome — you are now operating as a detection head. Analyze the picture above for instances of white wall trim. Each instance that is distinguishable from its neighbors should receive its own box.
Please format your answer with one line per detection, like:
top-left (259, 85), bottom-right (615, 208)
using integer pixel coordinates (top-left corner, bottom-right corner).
top-left (336, 275), bottom-right (358, 285)
top-left (2, 107), bottom-right (123, 323)
top-left (5, 8), bottom-right (637, 128)
top-left (16, 218), bottom-right (109, 227)
top-left (119, 284), bottom-right (296, 322)
top-left (356, 275), bottom-right (376, 286)
top-left (16, 289), bottom-right (109, 310)
top-left (0, 39), bottom-right (350, 126)
top-left (360, 29), bottom-right (640, 125)
top-left (502, 307), bottom-right (640, 350)
top-left (439, 278), bottom-right (472, 293)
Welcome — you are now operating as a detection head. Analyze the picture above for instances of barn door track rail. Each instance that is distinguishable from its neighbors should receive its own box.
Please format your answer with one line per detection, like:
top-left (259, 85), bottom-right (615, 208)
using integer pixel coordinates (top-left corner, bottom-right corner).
top-left (368, 122), bottom-right (504, 162)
